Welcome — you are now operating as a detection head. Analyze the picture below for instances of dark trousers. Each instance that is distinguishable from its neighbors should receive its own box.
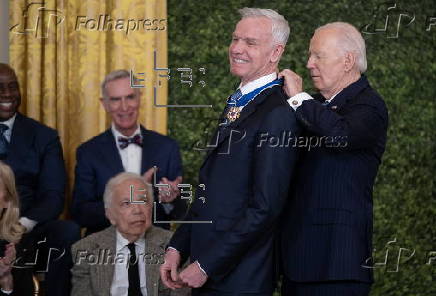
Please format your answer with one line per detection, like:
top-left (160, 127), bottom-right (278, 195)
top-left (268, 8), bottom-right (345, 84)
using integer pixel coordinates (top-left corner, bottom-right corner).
top-left (20, 220), bottom-right (81, 296)
top-left (281, 277), bottom-right (371, 296)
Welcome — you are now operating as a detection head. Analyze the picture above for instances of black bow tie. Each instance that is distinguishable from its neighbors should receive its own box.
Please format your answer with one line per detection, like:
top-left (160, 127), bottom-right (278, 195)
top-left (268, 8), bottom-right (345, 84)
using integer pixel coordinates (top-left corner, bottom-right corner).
top-left (117, 134), bottom-right (143, 149)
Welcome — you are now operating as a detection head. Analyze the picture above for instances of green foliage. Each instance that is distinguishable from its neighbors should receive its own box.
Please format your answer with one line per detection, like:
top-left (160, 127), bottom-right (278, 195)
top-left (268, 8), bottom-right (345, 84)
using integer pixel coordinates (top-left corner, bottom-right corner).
top-left (167, 1), bottom-right (435, 295)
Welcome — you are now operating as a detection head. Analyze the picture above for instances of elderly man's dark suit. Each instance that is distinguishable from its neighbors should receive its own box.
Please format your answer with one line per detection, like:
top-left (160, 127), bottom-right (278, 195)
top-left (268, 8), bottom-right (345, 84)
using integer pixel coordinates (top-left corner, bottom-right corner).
top-left (281, 76), bottom-right (388, 295)
top-left (3, 112), bottom-right (80, 295)
top-left (169, 84), bottom-right (300, 295)
top-left (72, 126), bottom-right (186, 234)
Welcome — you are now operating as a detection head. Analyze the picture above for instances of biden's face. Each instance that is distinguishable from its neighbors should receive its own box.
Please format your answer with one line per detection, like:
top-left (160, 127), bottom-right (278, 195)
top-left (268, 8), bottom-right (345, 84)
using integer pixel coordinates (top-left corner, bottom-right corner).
top-left (229, 17), bottom-right (278, 85)
top-left (306, 29), bottom-right (348, 98)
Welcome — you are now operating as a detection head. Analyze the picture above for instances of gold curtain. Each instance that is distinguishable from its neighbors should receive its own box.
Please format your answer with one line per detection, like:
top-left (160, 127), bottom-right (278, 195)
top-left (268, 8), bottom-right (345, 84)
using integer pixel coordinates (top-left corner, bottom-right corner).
top-left (9, 0), bottom-right (168, 215)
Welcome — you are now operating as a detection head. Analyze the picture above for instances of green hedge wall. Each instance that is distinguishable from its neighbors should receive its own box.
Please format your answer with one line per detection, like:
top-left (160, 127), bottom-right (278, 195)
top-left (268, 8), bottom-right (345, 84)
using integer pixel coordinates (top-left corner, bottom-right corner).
top-left (167, 1), bottom-right (435, 295)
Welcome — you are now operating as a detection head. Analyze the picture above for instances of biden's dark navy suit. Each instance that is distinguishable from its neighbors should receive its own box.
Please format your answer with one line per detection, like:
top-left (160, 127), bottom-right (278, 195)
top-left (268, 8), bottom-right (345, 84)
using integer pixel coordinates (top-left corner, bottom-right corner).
top-left (281, 76), bottom-right (388, 295)
top-left (4, 112), bottom-right (80, 295)
top-left (72, 126), bottom-right (186, 234)
top-left (169, 85), bottom-right (300, 295)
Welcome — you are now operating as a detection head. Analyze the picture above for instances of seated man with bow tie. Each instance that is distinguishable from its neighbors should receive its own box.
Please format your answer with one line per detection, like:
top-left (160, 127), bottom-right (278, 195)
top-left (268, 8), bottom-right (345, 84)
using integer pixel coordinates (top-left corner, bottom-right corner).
top-left (71, 172), bottom-right (190, 296)
top-left (72, 69), bottom-right (186, 235)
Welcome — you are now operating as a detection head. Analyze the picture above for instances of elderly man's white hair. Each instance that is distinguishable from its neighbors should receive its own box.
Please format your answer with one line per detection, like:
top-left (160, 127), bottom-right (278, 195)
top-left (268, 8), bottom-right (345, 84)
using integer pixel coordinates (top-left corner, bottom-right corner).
top-left (103, 172), bottom-right (152, 208)
top-left (238, 7), bottom-right (290, 45)
top-left (316, 22), bottom-right (367, 73)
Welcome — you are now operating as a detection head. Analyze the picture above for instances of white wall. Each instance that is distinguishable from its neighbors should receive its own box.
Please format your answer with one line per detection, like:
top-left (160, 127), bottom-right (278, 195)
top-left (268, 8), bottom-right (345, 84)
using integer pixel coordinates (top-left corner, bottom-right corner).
top-left (0, 0), bottom-right (9, 63)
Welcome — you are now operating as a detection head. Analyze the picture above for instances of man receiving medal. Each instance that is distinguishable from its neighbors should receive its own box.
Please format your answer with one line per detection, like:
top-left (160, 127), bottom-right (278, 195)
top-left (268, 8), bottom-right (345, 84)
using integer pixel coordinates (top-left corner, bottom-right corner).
top-left (160, 7), bottom-right (301, 296)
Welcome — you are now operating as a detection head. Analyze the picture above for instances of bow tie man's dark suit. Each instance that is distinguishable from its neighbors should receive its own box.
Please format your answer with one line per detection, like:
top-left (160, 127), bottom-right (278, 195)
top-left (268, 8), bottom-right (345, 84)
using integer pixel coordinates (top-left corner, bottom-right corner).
top-left (3, 112), bottom-right (80, 295)
top-left (72, 126), bottom-right (186, 234)
top-left (169, 85), bottom-right (301, 295)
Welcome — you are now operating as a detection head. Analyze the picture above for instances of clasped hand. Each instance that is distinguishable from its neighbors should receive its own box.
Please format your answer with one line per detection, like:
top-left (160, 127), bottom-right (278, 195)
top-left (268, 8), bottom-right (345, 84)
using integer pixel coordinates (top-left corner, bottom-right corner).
top-left (159, 249), bottom-right (207, 289)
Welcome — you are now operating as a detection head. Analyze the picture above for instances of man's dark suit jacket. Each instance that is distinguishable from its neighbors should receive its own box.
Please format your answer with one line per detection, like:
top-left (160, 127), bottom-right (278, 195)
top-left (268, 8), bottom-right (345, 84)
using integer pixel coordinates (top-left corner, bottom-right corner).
top-left (169, 85), bottom-right (300, 294)
top-left (72, 126), bottom-right (185, 234)
top-left (281, 76), bottom-right (388, 283)
top-left (4, 112), bottom-right (66, 222)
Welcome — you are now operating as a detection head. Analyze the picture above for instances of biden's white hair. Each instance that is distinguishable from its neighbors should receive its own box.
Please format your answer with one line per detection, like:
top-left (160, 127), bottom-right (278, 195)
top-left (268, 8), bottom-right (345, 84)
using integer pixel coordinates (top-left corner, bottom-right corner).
top-left (238, 7), bottom-right (290, 45)
top-left (316, 22), bottom-right (367, 73)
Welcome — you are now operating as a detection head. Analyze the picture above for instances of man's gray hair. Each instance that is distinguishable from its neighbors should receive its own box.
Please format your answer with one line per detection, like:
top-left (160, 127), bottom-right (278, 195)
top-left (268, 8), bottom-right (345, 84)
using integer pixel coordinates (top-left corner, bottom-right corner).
top-left (101, 69), bottom-right (137, 99)
top-left (103, 172), bottom-right (152, 208)
top-left (316, 22), bottom-right (367, 73)
top-left (238, 7), bottom-right (290, 45)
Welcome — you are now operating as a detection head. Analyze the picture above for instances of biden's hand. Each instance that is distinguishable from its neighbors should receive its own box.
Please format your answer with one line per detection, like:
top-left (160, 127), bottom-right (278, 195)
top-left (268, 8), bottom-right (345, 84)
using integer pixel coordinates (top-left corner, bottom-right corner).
top-left (279, 69), bottom-right (303, 97)
top-left (179, 261), bottom-right (208, 288)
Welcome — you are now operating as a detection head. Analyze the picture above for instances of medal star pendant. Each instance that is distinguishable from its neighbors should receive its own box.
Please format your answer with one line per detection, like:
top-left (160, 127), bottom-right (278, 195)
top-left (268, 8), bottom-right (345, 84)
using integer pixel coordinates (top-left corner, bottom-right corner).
top-left (226, 106), bottom-right (240, 122)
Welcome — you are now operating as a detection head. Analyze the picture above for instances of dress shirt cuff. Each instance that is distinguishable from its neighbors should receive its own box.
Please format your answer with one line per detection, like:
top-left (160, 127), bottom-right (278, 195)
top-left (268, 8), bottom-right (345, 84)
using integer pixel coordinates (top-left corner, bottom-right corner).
top-left (0, 288), bottom-right (13, 295)
top-left (19, 217), bottom-right (38, 233)
top-left (195, 260), bottom-right (208, 277)
top-left (287, 92), bottom-right (313, 110)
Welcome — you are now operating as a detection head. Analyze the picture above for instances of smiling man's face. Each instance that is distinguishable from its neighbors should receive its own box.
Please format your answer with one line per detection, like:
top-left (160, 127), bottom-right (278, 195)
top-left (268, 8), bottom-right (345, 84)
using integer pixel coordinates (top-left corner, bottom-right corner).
top-left (0, 65), bottom-right (21, 121)
top-left (101, 77), bottom-right (140, 137)
top-left (228, 17), bottom-right (281, 86)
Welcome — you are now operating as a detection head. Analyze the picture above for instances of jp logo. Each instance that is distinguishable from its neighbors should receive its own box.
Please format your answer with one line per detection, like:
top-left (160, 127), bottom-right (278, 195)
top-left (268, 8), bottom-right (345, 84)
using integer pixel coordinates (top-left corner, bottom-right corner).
top-left (10, 2), bottom-right (65, 39)
top-left (361, 2), bottom-right (415, 38)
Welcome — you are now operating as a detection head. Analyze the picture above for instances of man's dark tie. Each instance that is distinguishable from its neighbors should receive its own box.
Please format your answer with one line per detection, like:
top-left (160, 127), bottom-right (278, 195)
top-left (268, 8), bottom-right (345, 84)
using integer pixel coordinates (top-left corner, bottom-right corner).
top-left (0, 124), bottom-right (9, 160)
top-left (118, 134), bottom-right (143, 149)
top-left (127, 243), bottom-right (141, 296)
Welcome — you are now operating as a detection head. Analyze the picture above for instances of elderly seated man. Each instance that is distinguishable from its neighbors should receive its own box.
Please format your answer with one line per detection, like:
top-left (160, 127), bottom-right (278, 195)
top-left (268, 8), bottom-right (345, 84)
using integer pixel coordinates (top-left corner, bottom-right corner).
top-left (71, 172), bottom-right (190, 296)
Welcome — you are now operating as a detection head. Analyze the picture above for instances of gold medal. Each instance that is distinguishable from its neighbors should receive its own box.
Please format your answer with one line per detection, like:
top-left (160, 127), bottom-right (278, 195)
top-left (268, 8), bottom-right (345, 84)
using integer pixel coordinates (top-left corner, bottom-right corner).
top-left (226, 106), bottom-right (240, 122)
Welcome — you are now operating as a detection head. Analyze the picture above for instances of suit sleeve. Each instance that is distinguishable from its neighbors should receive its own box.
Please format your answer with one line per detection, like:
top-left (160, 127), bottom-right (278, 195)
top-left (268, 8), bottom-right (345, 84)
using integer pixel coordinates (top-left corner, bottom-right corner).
top-left (70, 244), bottom-right (93, 296)
top-left (295, 94), bottom-right (388, 150)
top-left (197, 105), bottom-right (300, 280)
top-left (71, 146), bottom-right (107, 228)
top-left (25, 131), bottom-right (66, 222)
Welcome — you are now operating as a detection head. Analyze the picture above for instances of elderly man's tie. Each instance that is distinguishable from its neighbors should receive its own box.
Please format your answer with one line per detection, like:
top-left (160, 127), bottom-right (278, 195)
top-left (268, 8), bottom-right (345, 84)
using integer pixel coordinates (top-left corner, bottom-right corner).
top-left (127, 243), bottom-right (141, 296)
